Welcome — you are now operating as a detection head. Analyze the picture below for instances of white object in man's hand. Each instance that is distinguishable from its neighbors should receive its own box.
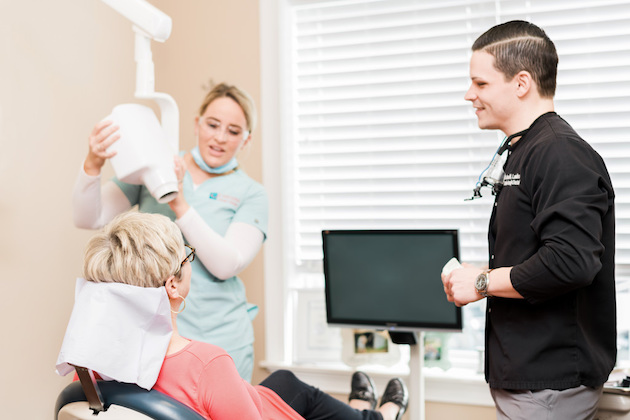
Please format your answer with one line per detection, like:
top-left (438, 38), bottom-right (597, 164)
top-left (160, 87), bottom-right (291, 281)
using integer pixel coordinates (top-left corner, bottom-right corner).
top-left (442, 257), bottom-right (462, 275)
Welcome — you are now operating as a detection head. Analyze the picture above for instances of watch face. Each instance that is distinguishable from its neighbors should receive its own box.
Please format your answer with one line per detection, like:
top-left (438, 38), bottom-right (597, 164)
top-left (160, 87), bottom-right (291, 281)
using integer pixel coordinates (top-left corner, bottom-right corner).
top-left (475, 274), bottom-right (487, 290)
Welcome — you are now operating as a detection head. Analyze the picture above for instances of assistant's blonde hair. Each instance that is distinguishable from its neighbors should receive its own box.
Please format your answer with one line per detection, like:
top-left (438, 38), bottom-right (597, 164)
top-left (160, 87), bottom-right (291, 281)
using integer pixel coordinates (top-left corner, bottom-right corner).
top-left (83, 212), bottom-right (185, 288)
top-left (198, 82), bottom-right (257, 133)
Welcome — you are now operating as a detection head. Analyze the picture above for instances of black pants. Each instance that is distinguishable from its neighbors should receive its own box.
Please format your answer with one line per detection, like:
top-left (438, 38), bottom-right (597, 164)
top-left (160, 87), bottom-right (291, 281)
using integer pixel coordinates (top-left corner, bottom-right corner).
top-left (259, 370), bottom-right (383, 420)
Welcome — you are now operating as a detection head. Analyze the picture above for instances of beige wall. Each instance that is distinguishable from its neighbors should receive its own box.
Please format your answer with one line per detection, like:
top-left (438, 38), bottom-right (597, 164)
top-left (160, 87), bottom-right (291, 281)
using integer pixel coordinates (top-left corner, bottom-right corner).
top-left (0, 0), bottom-right (264, 417)
top-left (0, 1), bottom-right (493, 418)
top-left (1, 1), bottom-right (133, 416)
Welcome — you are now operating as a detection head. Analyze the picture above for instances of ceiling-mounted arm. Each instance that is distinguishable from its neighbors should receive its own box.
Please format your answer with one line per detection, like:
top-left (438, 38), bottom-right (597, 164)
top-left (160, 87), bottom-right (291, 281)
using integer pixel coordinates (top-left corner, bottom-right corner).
top-left (100, 0), bottom-right (180, 153)
top-left (132, 27), bottom-right (180, 153)
top-left (101, 0), bottom-right (171, 41)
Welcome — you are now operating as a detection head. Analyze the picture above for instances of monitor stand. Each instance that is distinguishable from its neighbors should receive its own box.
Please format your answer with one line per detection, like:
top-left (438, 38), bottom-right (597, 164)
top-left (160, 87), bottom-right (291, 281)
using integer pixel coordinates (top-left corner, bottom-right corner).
top-left (389, 331), bottom-right (425, 420)
top-left (388, 331), bottom-right (418, 345)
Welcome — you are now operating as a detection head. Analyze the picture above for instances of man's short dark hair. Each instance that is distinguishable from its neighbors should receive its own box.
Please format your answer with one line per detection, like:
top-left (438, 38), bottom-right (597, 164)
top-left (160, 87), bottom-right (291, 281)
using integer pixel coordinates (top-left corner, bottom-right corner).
top-left (472, 20), bottom-right (558, 98)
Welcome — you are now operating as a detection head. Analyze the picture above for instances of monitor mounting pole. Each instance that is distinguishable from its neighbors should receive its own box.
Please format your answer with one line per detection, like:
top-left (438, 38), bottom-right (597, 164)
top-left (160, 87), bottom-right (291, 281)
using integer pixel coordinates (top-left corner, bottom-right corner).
top-left (389, 331), bottom-right (425, 420)
top-left (408, 332), bottom-right (426, 420)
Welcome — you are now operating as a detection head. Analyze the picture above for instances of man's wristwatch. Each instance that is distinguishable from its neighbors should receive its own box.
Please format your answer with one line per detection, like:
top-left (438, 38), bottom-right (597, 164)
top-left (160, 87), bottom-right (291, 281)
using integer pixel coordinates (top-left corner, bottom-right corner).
top-left (475, 269), bottom-right (493, 298)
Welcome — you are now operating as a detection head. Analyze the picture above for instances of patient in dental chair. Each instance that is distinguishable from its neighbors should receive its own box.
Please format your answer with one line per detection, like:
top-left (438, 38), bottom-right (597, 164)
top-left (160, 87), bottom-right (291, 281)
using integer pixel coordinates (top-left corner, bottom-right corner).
top-left (61, 211), bottom-right (408, 420)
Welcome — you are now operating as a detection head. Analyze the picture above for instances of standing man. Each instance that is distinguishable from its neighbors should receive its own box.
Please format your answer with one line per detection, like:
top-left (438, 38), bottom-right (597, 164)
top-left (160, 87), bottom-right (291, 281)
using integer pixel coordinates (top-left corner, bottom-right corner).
top-left (442, 20), bottom-right (616, 419)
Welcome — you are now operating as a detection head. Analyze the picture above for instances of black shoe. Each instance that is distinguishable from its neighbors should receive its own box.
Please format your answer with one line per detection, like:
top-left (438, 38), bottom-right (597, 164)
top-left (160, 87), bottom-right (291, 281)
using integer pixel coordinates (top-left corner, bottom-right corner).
top-left (349, 371), bottom-right (377, 410)
top-left (379, 378), bottom-right (408, 420)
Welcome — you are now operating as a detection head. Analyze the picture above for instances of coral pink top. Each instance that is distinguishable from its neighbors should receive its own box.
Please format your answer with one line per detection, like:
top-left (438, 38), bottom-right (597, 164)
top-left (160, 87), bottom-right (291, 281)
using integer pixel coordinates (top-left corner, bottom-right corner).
top-left (152, 340), bottom-right (304, 420)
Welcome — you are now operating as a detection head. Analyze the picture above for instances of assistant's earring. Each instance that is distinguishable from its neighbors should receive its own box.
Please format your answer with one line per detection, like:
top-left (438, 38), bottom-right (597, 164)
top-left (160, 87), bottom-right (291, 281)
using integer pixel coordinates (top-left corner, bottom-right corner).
top-left (171, 296), bottom-right (186, 314)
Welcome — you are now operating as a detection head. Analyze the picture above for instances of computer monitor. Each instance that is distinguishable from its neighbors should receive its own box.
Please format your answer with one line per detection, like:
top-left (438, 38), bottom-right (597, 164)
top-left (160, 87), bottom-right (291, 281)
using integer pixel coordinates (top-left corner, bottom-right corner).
top-left (322, 229), bottom-right (462, 335)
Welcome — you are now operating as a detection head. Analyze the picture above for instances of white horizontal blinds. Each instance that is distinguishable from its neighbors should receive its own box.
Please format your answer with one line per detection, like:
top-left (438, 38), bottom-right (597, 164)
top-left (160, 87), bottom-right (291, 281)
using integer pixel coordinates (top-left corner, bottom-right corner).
top-left (285, 0), bottom-right (630, 368)
top-left (289, 0), bottom-right (630, 276)
top-left (291, 0), bottom-right (503, 269)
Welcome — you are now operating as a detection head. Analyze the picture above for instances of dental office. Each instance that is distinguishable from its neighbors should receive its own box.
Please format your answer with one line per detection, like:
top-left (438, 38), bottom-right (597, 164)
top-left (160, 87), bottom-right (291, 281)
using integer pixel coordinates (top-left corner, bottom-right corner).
top-left (2, 1), bottom-right (630, 419)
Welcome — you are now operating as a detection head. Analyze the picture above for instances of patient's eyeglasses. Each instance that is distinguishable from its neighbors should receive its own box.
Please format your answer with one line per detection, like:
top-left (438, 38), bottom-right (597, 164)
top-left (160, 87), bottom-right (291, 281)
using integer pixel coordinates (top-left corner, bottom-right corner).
top-left (174, 244), bottom-right (195, 277)
top-left (181, 244), bottom-right (196, 267)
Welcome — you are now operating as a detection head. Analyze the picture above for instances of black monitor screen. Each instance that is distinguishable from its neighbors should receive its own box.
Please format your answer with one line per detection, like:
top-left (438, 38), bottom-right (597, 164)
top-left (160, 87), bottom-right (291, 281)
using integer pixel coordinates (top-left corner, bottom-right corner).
top-left (322, 230), bottom-right (462, 332)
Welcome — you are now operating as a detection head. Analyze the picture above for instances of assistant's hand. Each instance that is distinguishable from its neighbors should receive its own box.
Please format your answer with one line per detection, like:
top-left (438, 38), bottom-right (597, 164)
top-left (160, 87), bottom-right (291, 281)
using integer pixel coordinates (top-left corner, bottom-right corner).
top-left (84, 120), bottom-right (120, 176)
top-left (441, 263), bottom-right (484, 307)
top-left (168, 155), bottom-right (190, 218)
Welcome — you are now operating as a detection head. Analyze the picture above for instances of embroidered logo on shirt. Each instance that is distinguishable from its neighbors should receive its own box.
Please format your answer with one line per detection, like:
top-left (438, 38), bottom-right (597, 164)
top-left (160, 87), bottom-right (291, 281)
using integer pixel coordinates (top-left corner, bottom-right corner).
top-left (503, 173), bottom-right (521, 186)
top-left (209, 192), bottom-right (240, 206)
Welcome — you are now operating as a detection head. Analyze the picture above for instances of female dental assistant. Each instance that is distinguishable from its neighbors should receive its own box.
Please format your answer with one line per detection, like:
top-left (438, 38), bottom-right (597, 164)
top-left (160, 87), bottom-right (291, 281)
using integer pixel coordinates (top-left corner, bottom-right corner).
top-left (72, 82), bottom-right (268, 381)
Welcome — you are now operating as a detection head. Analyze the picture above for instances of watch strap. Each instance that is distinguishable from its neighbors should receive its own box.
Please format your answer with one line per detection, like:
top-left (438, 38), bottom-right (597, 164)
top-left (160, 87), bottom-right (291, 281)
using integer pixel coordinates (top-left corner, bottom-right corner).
top-left (477, 269), bottom-right (494, 298)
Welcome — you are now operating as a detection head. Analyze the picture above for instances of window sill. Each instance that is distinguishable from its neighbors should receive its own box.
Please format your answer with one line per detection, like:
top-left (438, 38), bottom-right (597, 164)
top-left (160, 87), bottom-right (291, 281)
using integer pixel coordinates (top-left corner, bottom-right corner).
top-left (261, 361), bottom-right (495, 407)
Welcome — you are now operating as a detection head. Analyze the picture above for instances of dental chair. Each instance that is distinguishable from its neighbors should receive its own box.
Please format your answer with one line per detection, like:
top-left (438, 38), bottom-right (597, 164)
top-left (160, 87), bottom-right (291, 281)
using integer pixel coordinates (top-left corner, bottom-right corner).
top-left (55, 366), bottom-right (205, 420)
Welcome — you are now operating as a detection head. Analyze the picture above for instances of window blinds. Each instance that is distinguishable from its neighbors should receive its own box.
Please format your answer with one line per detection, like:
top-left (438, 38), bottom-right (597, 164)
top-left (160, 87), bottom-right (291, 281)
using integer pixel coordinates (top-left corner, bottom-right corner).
top-left (285, 0), bottom-right (630, 280)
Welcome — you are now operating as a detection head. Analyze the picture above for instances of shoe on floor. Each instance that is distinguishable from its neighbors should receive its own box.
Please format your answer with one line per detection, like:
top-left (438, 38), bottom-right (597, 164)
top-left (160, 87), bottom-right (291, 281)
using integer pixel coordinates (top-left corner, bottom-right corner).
top-left (349, 371), bottom-right (377, 410)
top-left (379, 377), bottom-right (408, 420)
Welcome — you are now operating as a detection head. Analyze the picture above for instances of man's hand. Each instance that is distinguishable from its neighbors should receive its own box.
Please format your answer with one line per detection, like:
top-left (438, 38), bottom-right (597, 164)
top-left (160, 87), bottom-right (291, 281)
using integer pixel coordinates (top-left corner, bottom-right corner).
top-left (441, 264), bottom-right (484, 307)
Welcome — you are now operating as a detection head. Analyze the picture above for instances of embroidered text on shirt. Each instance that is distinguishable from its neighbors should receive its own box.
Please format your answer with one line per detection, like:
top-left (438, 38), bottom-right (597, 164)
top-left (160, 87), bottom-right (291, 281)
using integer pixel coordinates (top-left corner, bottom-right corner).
top-left (209, 192), bottom-right (240, 206)
top-left (503, 173), bottom-right (521, 186)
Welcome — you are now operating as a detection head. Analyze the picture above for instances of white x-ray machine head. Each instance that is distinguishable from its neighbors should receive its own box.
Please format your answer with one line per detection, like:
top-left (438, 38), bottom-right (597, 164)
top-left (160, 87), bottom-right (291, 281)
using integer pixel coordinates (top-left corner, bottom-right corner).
top-left (99, 0), bottom-right (180, 203)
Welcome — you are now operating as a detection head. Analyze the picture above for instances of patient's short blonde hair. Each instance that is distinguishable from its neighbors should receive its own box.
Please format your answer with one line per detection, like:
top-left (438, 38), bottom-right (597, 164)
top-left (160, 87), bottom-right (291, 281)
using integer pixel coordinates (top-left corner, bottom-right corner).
top-left (83, 212), bottom-right (185, 288)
